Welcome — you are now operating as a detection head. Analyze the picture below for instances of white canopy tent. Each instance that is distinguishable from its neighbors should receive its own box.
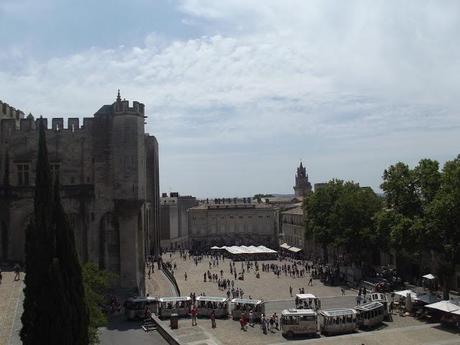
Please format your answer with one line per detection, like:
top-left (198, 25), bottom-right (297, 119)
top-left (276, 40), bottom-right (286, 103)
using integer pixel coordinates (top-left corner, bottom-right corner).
top-left (394, 290), bottom-right (417, 299)
top-left (288, 246), bottom-right (302, 253)
top-left (280, 243), bottom-right (291, 250)
top-left (216, 245), bottom-right (277, 255)
top-left (425, 300), bottom-right (460, 313)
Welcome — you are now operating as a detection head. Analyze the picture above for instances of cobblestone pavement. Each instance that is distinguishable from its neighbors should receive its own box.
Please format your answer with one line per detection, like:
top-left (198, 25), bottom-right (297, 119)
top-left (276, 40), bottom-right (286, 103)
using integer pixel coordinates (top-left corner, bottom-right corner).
top-left (0, 271), bottom-right (23, 345)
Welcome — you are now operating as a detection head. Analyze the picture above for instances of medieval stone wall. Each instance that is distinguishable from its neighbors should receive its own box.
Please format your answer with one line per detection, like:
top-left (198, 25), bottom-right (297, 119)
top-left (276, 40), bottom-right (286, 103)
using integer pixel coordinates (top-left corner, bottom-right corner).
top-left (0, 96), bottom-right (160, 294)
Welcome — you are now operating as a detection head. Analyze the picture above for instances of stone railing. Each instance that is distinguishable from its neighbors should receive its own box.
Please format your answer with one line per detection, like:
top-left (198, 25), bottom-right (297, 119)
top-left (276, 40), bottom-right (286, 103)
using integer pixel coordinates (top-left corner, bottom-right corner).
top-left (161, 262), bottom-right (181, 296)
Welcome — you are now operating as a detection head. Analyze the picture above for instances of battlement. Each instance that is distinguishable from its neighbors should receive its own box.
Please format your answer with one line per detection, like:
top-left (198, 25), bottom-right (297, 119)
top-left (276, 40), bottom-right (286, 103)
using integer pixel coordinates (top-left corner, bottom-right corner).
top-left (0, 100), bottom-right (25, 120)
top-left (113, 100), bottom-right (145, 116)
top-left (0, 116), bottom-right (96, 136)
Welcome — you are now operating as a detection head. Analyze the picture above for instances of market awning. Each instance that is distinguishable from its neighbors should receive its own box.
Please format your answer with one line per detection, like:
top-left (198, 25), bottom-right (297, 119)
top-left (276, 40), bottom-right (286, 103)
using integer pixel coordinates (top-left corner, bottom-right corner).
top-left (422, 273), bottom-right (436, 280)
top-left (280, 243), bottom-right (291, 250)
top-left (425, 300), bottom-right (460, 313)
top-left (415, 293), bottom-right (441, 305)
top-left (288, 246), bottom-right (302, 253)
top-left (221, 245), bottom-right (277, 255)
top-left (394, 290), bottom-right (417, 299)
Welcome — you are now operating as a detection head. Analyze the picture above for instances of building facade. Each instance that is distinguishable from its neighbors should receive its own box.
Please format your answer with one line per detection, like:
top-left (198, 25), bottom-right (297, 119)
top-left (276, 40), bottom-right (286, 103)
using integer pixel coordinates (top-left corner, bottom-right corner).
top-left (280, 206), bottom-right (304, 249)
top-left (0, 93), bottom-right (160, 293)
top-left (293, 162), bottom-right (312, 197)
top-left (188, 199), bottom-right (276, 251)
top-left (160, 192), bottom-right (198, 250)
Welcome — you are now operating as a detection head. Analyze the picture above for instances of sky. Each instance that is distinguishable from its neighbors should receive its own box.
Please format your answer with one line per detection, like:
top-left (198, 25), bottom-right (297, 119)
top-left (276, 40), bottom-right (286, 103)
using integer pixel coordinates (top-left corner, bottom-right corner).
top-left (1, 0), bottom-right (459, 198)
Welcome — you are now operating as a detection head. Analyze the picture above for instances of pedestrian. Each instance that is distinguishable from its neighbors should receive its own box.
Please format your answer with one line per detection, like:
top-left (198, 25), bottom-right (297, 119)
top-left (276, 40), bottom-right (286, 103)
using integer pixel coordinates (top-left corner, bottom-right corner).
top-left (13, 264), bottom-right (20, 281)
top-left (185, 272), bottom-right (187, 281)
top-left (341, 287), bottom-right (345, 295)
top-left (210, 310), bottom-right (216, 328)
top-left (308, 277), bottom-right (313, 286)
top-left (240, 315), bottom-right (246, 331)
top-left (191, 305), bottom-right (197, 326)
top-left (249, 309), bottom-right (254, 327)
top-left (289, 285), bottom-right (293, 297)
top-left (274, 312), bottom-right (279, 330)
top-left (262, 316), bottom-right (267, 335)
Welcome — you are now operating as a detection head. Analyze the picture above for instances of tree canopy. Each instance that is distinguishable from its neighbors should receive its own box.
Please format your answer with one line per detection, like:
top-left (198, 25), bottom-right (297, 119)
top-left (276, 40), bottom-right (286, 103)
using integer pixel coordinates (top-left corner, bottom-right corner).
top-left (304, 180), bottom-right (382, 263)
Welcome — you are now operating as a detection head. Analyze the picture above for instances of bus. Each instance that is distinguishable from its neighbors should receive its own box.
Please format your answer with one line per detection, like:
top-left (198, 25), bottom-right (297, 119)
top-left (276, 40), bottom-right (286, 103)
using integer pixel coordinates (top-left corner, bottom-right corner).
top-left (280, 309), bottom-right (317, 338)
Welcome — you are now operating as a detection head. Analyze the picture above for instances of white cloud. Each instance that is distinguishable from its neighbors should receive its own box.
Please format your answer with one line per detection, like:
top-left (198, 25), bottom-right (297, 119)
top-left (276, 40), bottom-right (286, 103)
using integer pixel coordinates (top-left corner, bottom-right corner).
top-left (1, 0), bottom-right (459, 196)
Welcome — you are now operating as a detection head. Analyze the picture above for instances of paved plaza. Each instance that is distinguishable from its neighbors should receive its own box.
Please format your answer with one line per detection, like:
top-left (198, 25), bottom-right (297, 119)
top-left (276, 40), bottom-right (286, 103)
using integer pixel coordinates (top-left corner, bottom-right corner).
top-left (158, 252), bottom-right (460, 345)
top-left (163, 252), bottom-right (354, 300)
top-left (0, 271), bottom-right (23, 345)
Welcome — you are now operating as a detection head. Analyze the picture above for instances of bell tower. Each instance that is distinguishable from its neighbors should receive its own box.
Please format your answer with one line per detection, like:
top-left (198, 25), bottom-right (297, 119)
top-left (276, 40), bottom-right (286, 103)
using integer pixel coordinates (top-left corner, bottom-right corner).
top-left (293, 162), bottom-right (312, 197)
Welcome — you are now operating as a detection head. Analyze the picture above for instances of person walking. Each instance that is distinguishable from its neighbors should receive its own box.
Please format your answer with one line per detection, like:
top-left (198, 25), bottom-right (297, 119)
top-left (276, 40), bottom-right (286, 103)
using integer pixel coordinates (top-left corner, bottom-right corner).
top-left (191, 305), bottom-right (198, 326)
top-left (240, 315), bottom-right (246, 331)
top-left (289, 285), bottom-right (293, 297)
top-left (210, 310), bottom-right (216, 328)
top-left (185, 272), bottom-right (188, 281)
top-left (249, 309), bottom-right (254, 327)
top-left (13, 264), bottom-right (20, 281)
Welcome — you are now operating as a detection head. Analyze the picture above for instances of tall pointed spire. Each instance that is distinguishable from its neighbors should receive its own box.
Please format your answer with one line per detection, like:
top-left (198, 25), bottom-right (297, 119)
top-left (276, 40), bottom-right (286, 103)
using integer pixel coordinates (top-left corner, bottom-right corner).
top-left (116, 89), bottom-right (121, 102)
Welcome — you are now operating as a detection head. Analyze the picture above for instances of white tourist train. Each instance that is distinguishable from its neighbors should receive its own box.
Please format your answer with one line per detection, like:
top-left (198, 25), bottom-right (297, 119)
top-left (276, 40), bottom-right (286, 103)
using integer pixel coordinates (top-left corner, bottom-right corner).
top-left (124, 296), bottom-right (158, 320)
top-left (355, 301), bottom-right (385, 328)
top-left (280, 309), bottom-right (318, 338)
top-left (196, 296), bottom-right (229, 318)
top-left (157, 296), bottom-right (192, 318)
top-left (295, 293), bottom-right (321, 311)
top-left (230, 298), bottom-right (265, 320)
top-left (318, 308), bottom-right (358, 336)
top-left (369, 292), bottom-right (389, 318)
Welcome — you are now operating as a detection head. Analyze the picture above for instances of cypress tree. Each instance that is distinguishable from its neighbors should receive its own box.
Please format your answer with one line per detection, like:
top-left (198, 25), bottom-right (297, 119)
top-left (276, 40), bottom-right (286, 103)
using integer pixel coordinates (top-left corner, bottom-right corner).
top-left (21, 118), bottom-right (89, 344)
top-left (53, 175), bottom-right (89, 344)
top-left (21, 118), bottom-right (54, 344)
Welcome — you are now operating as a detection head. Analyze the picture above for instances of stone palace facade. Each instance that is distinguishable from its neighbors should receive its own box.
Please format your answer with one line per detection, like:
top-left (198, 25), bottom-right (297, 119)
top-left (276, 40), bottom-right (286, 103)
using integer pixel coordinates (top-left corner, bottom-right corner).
top-left (188, 199), bottom-right (276, 251)
top-left (0, 93), bottom-right (160, 293)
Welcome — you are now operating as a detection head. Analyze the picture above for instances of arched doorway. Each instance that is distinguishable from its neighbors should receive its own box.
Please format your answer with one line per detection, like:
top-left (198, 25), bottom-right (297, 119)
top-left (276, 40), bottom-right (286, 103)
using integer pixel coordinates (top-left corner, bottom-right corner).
top-left (99, 213), bottom-right (120, 273)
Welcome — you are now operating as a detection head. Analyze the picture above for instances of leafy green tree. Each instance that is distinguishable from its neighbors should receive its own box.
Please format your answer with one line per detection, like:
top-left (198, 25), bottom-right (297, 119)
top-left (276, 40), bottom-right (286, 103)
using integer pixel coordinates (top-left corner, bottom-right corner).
top-left (381, 162), bottom-right (421, 217)
top-left (413, 159), bottom-right (441, 206)
top-left (424, 156), bottom-right (460, 298)
top-left (82, 262), bottom-right (116, 344)
top-left (304, 179), bottom-right (344, 259)
top-left (304, 180), bottom-right (382, 263)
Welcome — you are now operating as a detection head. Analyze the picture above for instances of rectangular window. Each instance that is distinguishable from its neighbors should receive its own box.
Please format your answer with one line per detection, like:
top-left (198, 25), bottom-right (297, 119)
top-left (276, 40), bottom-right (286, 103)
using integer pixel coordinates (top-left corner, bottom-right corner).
top-left (50, 163), bottom-right (60, 179)
top-left (17, 164), bottom-right (30, 186)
